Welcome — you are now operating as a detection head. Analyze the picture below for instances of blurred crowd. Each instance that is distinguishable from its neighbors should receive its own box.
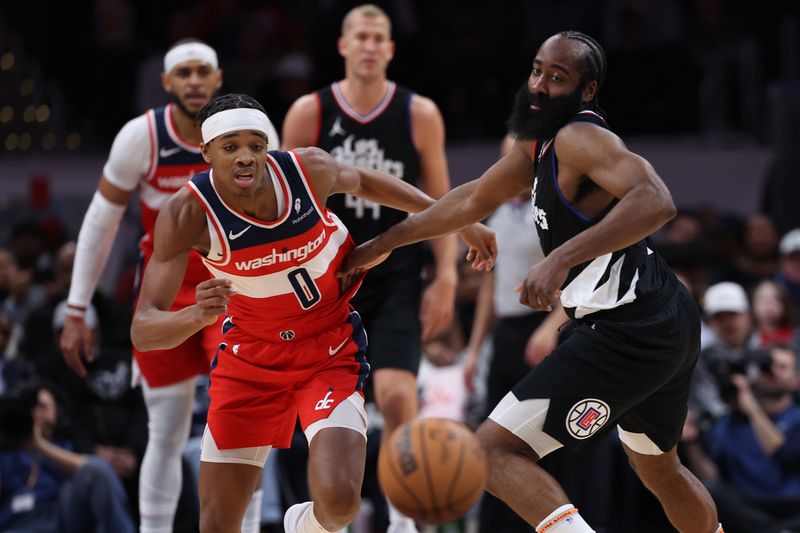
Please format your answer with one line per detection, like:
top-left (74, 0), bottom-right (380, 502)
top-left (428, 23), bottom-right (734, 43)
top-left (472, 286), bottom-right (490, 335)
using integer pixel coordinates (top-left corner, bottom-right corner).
top-left (0, 0), bottom-right (797, 154)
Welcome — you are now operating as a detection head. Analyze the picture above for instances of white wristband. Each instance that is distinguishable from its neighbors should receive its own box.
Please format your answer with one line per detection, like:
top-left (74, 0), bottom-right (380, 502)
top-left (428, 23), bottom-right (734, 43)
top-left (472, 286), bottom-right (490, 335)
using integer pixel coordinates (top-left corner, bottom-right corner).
top-left (67, 191), bottom-right (127, 309)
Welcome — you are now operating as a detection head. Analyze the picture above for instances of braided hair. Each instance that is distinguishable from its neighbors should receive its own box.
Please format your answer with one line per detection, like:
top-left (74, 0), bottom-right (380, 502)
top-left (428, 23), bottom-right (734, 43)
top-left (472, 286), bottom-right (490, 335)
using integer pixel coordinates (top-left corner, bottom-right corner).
top-left (558, 31), bottom-right (607, 117)
top-left (196, 93), bottom-right (266, 129)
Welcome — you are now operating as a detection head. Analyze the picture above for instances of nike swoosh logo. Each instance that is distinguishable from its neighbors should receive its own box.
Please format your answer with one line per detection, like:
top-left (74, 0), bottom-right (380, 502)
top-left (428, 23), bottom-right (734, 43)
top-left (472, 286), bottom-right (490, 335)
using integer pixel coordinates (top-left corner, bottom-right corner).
top-left (328, 338), bottom-right (349, 356)
top-left (159, 146), bottom-right (181, 158)
top-left (228, 226), bottom-right (251, 240)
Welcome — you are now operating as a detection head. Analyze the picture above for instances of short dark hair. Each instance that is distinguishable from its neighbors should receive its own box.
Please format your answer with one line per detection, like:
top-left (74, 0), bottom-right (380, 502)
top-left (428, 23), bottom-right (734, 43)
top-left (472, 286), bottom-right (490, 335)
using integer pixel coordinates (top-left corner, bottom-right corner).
top-left (557, 31), bottom-right (607, 115)
top-left (197, 93), bottom-right (267, 128)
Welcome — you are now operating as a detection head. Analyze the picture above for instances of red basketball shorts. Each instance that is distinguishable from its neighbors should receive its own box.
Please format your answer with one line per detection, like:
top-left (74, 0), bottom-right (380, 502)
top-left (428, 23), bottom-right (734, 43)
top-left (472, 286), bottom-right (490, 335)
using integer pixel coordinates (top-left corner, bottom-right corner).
top-left (207, 311), bottom-right (369, 450)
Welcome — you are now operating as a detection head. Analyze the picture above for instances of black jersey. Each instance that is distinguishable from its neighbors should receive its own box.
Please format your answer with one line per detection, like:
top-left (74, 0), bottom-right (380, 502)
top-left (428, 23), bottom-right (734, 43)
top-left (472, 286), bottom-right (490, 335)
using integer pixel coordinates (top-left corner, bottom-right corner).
top-left (315, 81), bottom-right (423, 281)
top-left (531, 109), bottom-right (674, 319)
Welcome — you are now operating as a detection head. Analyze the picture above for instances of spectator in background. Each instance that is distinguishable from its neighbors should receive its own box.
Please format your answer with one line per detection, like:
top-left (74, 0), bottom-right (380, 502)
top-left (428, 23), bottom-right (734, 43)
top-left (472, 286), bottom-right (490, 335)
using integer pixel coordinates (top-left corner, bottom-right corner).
top-left (0, 311), bottom-right (31, 394)
top-left (691, 281), bottom-right (753, 419)
top-left (738, 214), bottom-right (779, 285)
top-left (705, 344), bottom-right (800, 533)
top-left (1, 249), bottom-right (46, 358)
top-left (776, 228), bottom-right (800, 317)
top-left (0, 379), bottom-right (135, 533)
top-left (750, 279), bottom-right (796, 349)
top-left (49, 301), bottom-right (147, 510)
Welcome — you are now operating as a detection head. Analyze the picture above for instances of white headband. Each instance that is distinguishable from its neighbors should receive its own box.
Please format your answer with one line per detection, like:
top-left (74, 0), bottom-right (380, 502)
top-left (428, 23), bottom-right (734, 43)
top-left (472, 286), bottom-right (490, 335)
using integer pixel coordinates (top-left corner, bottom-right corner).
top-left (163, 42), bottom-right (218, 74)
top-left (201, 108), bottom-right (271, 144)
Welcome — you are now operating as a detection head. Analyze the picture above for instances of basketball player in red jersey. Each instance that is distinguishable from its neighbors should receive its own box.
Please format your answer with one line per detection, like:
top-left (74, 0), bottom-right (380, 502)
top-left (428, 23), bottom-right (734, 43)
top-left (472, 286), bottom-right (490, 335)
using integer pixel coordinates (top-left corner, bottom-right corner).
top-left (60, 42), bottom-right (277, 532)
top-left (130, 94), bottom-right (494, 533)
top-left (282, 8), bottom-right (457, 529)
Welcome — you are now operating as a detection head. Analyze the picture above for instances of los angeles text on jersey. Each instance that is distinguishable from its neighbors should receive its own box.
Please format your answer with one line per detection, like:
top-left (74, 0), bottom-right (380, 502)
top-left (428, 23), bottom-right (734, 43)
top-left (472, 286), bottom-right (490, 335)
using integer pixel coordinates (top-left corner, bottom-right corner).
top-left (329, 136), bottom-right (404, 179)
top-left (235, 230), bottom-right (326, 271)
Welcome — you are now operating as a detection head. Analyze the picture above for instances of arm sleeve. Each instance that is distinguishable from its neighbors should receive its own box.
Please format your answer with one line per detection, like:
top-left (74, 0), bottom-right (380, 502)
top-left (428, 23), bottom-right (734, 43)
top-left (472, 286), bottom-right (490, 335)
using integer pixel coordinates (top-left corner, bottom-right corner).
top-left (66, 114), bottom-right (152, 309)
top-left (102, 113), bottom-right (153, 192)
top-left (66, 192), bottom-right (127, 309)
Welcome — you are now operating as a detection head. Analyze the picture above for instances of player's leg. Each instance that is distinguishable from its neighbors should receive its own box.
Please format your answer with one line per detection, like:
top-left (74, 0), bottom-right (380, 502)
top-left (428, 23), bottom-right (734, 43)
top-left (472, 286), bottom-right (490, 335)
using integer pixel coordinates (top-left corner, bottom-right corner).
top-left (287, 324), bottom-right (370, 533)
top-left (373, 367), bottom-right (418, 438)
top-left (621, 443), bottom-right (719, 533)
top-left (476, 315), bottom-right (676, 533)
top-left (139, 376), bottom-right (196, 533)
top-left (475, 418), bottom-right (572, 523)
top-left (197, 323), bottom-right (264, 533)
top-left (307, 426), bottom-right (366, 530)
top-left (360, 279), bottom-right (422, 532)
top-left (285, 393), bottom-right (368, 533)
top-left (198, 426), bottom-right (268, 533)
top-left (616, 282), bottom-right (721, 533)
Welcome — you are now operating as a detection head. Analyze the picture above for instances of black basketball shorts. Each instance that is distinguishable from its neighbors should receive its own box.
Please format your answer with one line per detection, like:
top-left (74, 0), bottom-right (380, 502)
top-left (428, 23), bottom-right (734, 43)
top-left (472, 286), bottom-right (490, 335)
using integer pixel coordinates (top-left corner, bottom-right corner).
top-left (350, 274), bottom-right (422, 375)
top-left (489, 277), bottom-right (700, 457)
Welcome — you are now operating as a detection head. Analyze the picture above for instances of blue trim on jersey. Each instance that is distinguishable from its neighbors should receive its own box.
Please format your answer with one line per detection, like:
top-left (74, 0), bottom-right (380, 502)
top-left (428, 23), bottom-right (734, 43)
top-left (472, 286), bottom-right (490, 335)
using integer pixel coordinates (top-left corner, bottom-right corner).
top-left (153, 106), bottom-right (200, 165)
top-left (551, 153), bottom-right (591, 222)
top-left (348, 311), bottom-right (370, 392)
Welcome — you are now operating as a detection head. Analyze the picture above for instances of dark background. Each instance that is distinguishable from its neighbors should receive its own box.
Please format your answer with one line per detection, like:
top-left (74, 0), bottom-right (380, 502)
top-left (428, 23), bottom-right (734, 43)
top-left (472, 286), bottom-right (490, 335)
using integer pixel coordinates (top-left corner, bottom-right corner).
top-left (1, 0), bottom-right (797, 153)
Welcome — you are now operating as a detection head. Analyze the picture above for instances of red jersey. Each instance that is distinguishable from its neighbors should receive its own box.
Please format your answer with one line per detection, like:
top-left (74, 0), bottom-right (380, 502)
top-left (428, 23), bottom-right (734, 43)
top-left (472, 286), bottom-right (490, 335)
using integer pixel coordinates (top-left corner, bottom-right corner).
top-left (185, 150), bottom-right (363, 342)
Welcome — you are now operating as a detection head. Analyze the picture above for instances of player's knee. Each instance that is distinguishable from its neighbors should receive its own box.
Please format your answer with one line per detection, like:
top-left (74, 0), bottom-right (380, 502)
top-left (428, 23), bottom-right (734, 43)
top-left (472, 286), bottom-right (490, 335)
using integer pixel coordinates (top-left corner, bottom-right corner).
top-left (375, 382), bottom-right (416, 424)
top-left (315, 477), bottom-right (361, 524)
top-left (199, 505), bottom-right (238, 533)
top-left (627, 449), bottom-right (681, 487)
top-left (476, 421), bottom-right (538, 461)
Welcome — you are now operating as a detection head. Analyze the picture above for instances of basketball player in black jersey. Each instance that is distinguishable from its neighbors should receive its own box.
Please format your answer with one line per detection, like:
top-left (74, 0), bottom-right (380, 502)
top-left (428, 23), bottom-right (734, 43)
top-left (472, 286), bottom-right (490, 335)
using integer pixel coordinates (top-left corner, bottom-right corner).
top-left (282, 5), bottom-right (458, 532)
top-left (342, 32), bottom-right (723, 533)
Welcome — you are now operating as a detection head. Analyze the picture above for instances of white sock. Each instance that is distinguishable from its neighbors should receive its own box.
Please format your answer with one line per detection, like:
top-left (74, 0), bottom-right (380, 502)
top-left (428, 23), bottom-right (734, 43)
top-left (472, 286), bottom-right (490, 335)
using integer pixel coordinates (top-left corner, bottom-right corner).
top-left (535, 504), bottom-right (595, 533)
top-left (139, 378), bottom-right (196, 533)
top-left (241, 489), bottom-right (263, 533)
top-left (387, 502), bottom-right (416, 532)
top-left (283, 501), bottom-right (344, 533)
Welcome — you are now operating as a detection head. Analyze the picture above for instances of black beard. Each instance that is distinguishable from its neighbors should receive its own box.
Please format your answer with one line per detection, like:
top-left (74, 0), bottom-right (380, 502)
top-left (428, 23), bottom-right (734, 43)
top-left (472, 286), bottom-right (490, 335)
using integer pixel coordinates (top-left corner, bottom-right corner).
top-left (507, 83), bottom-right (585, 141)
top-left (170, 94), bottom-right (199, 122)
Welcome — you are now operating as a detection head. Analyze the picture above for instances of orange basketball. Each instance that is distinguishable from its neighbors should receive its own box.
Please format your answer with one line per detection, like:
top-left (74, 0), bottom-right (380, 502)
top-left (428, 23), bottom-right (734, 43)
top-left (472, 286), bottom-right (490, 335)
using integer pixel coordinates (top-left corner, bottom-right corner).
top-left (378, 418), bottom-right (487, 524)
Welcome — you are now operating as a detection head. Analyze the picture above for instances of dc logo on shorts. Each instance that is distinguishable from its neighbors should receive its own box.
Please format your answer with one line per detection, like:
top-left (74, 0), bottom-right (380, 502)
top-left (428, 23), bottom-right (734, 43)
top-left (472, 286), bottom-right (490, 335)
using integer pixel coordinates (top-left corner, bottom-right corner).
top-left (565, 399), bottom-right (610, 439)
top-left (280, 330), bottom-right (295, 341)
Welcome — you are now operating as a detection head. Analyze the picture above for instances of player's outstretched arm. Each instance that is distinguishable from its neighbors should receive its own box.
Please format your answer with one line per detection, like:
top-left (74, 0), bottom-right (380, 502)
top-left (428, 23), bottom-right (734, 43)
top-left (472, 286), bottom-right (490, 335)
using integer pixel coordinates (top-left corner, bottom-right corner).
top-left (340, 142), bottom-right (533, 275)
top-left (131, 189), bottom-right (229, 351)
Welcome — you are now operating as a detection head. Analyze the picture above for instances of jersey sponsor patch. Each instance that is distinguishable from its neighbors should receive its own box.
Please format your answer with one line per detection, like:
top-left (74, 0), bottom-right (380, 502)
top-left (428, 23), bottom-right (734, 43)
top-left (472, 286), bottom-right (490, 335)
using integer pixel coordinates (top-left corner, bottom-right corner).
top-left (565, 398), bottom-right (610, 439)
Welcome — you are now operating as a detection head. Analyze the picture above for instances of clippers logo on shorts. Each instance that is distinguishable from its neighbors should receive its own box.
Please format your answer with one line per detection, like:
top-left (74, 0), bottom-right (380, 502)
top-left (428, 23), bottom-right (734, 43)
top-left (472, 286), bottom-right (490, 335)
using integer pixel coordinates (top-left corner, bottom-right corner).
top-left (565, 399), bottom-right (610, 439)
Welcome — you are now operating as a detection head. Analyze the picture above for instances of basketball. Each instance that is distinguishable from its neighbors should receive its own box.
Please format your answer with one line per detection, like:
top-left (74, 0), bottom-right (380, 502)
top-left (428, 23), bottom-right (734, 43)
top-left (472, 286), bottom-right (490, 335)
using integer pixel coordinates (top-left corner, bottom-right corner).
top-left (378, 418), bottom-right (487, 524)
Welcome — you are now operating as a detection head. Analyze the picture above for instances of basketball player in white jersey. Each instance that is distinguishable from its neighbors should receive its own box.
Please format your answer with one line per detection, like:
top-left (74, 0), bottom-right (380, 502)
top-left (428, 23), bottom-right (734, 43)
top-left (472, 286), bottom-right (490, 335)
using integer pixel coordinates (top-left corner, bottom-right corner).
top-left (60, 41), bottom-right (277, 533)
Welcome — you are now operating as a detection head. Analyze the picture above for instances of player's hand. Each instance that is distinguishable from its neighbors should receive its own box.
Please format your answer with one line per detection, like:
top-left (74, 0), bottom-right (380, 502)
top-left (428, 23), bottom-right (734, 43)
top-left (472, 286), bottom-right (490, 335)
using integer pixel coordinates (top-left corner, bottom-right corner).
top-left (60, 318), bottom-right (94, 377)
top-left (194, 279), bottom-right (234, 326)
top-left (458, 223), bottom-right (497, 271)
top-left (516, 255), bottom-right (568, 311)
top-left (463, 349), bottom-right (480, 393)
top-left (338, 239), bottom-right (391, 291)
top-left (731, 374), bottom-right (760, 418)
top-left (419, 277), bottom-right (456, 342)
